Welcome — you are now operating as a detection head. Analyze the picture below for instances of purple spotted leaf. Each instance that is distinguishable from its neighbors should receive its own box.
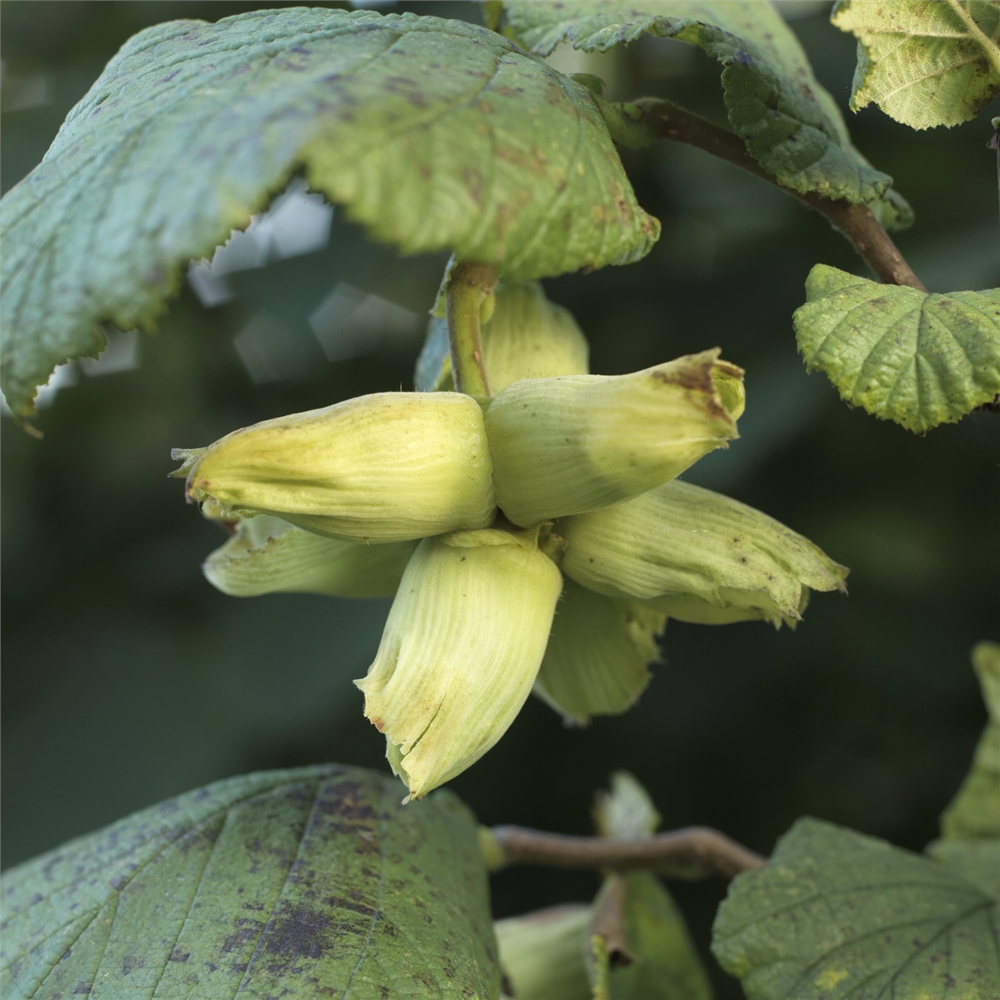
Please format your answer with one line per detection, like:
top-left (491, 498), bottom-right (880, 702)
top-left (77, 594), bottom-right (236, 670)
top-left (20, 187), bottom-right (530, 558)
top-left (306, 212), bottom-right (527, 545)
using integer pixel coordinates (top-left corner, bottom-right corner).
top-left (0, 765), bottom-right (499, 999)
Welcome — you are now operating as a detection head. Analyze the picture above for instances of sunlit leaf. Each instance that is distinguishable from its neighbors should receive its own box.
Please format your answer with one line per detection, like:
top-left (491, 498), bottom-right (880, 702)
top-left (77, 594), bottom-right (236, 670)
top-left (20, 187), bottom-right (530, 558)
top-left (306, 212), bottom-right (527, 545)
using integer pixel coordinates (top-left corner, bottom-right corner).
top-left (0, 7), bottom-right (658, 417)
top-left (795, 265), bottom-right (1000, 433)
top-left (832, 0), bottom-right (1000, 129)
top-left (713, 817), bottom-right (1000, 1000)
top-left (0, 765), bottom-right (500, 1000)
top-left (501, 1), bottom-right (911, 224)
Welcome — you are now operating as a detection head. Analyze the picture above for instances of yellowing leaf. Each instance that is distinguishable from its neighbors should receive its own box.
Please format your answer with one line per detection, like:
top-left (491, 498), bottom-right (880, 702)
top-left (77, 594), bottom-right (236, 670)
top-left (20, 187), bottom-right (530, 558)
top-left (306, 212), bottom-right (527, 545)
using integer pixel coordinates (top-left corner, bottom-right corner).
top-left (795, 265), bottom-right (1000, 433)
top-left (833, 0), bottom-right (1000, 129)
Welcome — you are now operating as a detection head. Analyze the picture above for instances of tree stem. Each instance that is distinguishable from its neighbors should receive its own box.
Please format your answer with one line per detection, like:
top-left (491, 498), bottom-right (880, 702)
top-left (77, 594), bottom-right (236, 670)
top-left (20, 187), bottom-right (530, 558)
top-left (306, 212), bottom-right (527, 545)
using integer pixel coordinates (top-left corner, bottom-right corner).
top-left (485, 824), bottom-right (765, 880)
top-left (445, 261), bottom-right (496, 396)
top-left (635, 98), bottom-right (926, 291)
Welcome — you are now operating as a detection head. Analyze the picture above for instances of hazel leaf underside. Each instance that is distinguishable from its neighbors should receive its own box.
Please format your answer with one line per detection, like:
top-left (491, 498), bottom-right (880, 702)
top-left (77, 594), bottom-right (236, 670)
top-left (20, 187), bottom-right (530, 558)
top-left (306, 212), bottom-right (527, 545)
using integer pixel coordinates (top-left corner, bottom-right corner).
top-left (0, 765), bottom-right (499, 1000)
top-left (794, 265), bottom-right (1000, 433)
top-left (0, 7), bottom-right (658, 417)
top-left (712, 817), bottom-right (1000, 1000)
top-left (832, 0), bottom-right (1000, 129)
top-left (501, 0), bottom-right (912, 226)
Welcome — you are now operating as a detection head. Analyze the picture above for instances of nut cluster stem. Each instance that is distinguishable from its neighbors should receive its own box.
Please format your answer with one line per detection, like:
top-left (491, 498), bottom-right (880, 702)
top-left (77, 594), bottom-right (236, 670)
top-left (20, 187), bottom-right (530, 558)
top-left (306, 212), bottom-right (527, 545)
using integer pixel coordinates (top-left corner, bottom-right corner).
top-left (446, 261), bottom-right (497, 396)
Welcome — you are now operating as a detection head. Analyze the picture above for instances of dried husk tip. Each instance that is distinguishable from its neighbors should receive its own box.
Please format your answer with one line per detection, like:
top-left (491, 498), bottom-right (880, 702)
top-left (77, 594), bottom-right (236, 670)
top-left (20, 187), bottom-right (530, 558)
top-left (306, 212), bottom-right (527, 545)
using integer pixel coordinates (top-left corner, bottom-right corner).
top-left (485, 350), bottom-right (743, 527)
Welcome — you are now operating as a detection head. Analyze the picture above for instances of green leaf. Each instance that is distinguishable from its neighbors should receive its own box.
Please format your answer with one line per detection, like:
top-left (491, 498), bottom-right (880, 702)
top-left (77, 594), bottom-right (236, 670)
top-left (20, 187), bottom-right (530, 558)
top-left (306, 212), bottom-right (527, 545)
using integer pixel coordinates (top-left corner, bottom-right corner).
top-left (832, 0), bottom-right (1000, 130)
top-left (795, 264), bottom-right (1000, 433)
top-left (941, 641), bottom-right (1000, 840)
top-left (501, 1), bottom-right (912, 224)
top-left (595, 872), bottom-right (712, 1000)
top-left (712, 817), bottom-right (1000, 1000)
top-left (927, 642), bottom-right (1000, 900)
top-left (0, 7), bottom-right (658, 418)
top-left (0, 765), bottom-right (500, 1000)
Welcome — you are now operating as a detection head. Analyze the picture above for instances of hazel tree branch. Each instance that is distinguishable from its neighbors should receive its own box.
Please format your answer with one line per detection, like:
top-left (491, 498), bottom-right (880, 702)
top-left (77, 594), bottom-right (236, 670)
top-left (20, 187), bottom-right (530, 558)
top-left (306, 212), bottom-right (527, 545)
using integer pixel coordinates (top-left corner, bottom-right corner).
top-left (631, 97), bottom-right (926, 291)
top-left (482, 824), bottom-right (765, 880)
top-left (445, 261), bottom-right (496, 396)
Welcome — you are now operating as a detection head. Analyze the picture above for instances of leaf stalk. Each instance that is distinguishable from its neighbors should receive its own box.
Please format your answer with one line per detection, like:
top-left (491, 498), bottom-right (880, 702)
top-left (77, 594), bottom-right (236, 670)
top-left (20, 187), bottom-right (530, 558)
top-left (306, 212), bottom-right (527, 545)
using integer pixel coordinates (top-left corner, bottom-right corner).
top-left (633, 97), bottom-right (926, 291)
top-left (483, 824), bottom-right (765, 879)
top-left (445, 261), bottom-right (496, 396)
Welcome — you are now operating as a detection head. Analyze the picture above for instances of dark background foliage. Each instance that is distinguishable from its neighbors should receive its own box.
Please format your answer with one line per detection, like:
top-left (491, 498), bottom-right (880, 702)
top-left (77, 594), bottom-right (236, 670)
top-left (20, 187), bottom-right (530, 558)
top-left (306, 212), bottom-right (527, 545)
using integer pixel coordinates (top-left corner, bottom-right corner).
top-left (2, 2), bottom-right (998, 994)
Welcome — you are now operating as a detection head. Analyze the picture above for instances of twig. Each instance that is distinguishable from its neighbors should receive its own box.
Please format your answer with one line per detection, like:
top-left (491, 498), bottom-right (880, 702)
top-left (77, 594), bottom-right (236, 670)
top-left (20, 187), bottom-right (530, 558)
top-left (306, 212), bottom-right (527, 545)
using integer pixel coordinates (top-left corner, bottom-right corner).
top-left (445, 261), bottom-right (496, 396)
top-left (635, 97), bottom-right (926, 291)
top-left (485, 824), bottom-right (765, 880)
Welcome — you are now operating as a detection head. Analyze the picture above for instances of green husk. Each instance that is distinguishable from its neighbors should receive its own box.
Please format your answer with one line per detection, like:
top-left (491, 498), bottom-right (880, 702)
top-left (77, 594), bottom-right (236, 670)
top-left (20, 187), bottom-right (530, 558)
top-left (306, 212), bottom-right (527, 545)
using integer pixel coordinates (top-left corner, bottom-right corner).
top-left (202, 514), bottom-right (417, 598)
top-left (560, 479), bottom-right (847, 628)
top-left (173, 391), bottom-right (496, 543)
top-left (485, 350), bottom-right (742, 526)
top-left (356, 526), bottom-right (563, 799)
top-left (534, 580), bottom-right (665, 725)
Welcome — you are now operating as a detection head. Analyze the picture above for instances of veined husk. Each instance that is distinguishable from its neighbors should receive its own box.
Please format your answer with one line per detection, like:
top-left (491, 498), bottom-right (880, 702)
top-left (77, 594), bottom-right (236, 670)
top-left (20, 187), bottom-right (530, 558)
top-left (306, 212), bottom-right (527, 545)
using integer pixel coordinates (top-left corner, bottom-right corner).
top-left (484, 350), bottom-right (742, 526)
top-left (356, 526), bottom-right (563, 800)
top-left (534, 580), bottom-right (666, 726)
top-left (172, 391), bottom-right (495, 543)
top-left (202, 514), bottom-right (417, 598)
top-left (560, 480), bottom-right (848, 628)
top-left (433, 282), bottom-right (590, 393)
top-left (495, 904), bottom-right (592, 1000)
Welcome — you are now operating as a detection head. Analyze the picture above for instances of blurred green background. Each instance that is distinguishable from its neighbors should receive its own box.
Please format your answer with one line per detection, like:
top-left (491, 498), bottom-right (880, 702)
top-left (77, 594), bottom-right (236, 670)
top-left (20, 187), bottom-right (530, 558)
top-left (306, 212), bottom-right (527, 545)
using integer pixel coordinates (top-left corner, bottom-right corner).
top-left (2, 2), bottom-right (998, 994)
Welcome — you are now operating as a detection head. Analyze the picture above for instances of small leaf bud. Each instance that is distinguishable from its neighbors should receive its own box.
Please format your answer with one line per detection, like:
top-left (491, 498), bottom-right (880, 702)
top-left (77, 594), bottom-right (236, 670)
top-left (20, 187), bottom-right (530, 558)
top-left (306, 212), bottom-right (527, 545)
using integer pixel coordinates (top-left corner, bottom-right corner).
top-left (172, 391), bottom-right (496, 542)
top-left (356, 525), bottom-right (563, 800)
top-left (559, 480), bottom-right (848, 628)
top-left (202, 514), bottom-right (417, 598)
top-left (534, 580), bottom-right (665, 726)
top-left (485, 350), bottom-right (742, 526)
top-left (593, 771), bottom-right (661, 839)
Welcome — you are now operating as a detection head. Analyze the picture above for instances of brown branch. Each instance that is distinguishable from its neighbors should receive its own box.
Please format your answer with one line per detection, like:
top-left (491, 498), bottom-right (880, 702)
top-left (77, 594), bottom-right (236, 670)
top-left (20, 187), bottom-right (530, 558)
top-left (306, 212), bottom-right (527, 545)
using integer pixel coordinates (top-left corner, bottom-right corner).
top-left (486, 824), bottom-right (765, 880)
top-left (635, 97), bottom-right (926, 291)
